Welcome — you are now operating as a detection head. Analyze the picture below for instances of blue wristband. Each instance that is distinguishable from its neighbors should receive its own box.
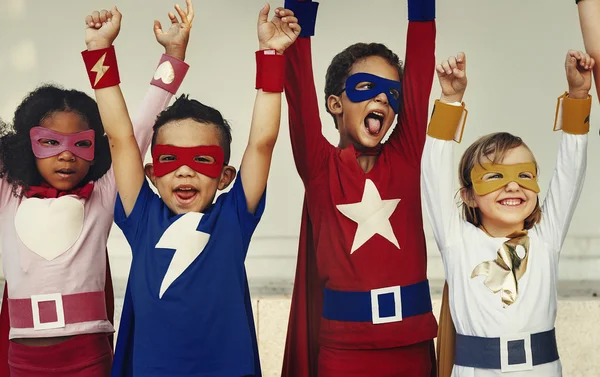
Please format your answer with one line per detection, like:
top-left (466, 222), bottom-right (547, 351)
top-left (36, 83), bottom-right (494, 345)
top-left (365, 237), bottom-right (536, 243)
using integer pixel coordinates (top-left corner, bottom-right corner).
top-left (284, 0), bottom-right (319, 37)
top-left (408, 0), bottom-right (435, 21)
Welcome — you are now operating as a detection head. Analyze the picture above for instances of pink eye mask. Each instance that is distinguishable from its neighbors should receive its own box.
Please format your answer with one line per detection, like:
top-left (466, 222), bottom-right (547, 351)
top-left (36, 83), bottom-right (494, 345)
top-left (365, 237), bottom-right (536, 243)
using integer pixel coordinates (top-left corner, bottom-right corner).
top-left (29, 127), bottom-right (95, 161)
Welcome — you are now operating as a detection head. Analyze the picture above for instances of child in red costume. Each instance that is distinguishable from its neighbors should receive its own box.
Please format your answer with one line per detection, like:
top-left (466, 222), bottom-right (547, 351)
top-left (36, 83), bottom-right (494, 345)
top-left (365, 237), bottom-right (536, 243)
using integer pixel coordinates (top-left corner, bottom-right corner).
top-left (281, 0), bottom-right (437, 375)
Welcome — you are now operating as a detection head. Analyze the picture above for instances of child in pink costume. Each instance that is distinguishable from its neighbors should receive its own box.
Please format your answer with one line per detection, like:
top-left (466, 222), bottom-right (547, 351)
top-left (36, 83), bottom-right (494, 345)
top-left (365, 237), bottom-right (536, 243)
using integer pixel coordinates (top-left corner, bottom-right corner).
top-left (0, 2), bottom-right (193, 376)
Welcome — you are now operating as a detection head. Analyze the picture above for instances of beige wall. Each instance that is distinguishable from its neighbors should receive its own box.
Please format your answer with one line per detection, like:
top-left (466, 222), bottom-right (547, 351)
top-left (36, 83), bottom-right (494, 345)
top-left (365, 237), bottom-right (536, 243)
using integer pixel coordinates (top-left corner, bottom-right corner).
top-left (1, 0), bottom-right (599, 283)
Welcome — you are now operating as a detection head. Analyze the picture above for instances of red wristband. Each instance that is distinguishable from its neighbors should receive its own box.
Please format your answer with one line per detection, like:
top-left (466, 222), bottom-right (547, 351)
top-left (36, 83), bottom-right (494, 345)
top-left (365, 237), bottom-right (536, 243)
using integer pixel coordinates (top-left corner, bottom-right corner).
top-left (81, 46), bottom-right (120, 89)
top-left (255, 50), bottom-right (285, 93)
top-left (151, 54), bottom-right (190, 94)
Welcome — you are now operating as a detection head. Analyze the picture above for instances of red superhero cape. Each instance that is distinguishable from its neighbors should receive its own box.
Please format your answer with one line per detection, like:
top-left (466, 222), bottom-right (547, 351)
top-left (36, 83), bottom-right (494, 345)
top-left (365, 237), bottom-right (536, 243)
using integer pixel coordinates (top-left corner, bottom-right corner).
top-left (281, 202), bottom-right (322, 376)
top-left (0, 252), bottom-right (115, 377)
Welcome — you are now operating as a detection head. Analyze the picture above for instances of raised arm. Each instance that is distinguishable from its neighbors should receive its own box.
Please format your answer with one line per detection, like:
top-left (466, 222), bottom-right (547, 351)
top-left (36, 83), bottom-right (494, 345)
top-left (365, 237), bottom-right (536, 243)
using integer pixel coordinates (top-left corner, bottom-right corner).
top-left (387, 0), bottom-right (436, 163)
top-left (538, 50), bottom-right (593, 249)
top-left (578, 0), bottom-right (600, 99)
top-left (84, 8), bottom-right (145, 216)
top-left (240, 6), bottom-right (301, 214)
top-left (283, 2), bottom-right (330, 183)
top-left (421, 53), bottom-right (468, 250)
top-left (132, 0), bottom-right (193, 156)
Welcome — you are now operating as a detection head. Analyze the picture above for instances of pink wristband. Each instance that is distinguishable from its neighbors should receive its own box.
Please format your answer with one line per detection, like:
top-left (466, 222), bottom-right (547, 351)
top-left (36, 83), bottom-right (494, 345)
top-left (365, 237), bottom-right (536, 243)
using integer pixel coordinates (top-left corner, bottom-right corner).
top-left (150, 54), bottom-right (190, 94)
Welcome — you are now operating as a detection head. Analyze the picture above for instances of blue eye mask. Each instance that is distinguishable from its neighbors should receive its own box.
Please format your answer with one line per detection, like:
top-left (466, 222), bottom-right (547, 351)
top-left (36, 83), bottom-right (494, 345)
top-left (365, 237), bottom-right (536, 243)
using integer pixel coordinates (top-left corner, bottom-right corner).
top-left (343, 72), bottom-right (402, 113)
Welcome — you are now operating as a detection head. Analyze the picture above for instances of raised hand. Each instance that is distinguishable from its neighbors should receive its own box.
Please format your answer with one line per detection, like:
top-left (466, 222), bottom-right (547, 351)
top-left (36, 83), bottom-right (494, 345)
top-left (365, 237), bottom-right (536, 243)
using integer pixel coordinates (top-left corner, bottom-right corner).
top-left (437, 52), bottom-right (467, 103)
top-left (154, 0), bottom-right (194, 61)
top-left (565, 50), bottom-right (595, 99)
top-left (85, 7), bottom-right (122, 51)
top-left (257, 5), bottom-right (301, 55)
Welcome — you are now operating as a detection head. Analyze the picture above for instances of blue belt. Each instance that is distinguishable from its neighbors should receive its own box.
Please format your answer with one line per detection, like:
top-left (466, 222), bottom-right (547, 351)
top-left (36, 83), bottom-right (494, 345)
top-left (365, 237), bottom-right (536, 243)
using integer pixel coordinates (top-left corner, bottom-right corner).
top-left (322, 280), bottom-right (432, 324)
top-left (455, 328), bottom-right (559, 372)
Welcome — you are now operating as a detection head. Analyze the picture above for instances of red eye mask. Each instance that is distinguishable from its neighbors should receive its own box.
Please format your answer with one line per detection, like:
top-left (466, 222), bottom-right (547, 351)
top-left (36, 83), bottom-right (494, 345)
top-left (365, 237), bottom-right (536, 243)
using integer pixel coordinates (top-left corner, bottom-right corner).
top-left (30, 127), bottom-right (95, 161)
top-left (151, 144), bottom-right (225, 178)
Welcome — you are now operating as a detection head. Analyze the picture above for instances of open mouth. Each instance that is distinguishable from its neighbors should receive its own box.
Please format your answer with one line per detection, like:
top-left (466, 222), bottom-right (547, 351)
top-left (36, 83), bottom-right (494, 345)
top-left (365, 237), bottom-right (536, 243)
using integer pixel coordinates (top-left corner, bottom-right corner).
top-left (498, 198), bottom-right (524, 207)
top-left (364, 111), bottom-right (384, 136)
top-left (174, 185), bottom-right (199, 202)
top-left (56, 168), bottom-right (76, 178)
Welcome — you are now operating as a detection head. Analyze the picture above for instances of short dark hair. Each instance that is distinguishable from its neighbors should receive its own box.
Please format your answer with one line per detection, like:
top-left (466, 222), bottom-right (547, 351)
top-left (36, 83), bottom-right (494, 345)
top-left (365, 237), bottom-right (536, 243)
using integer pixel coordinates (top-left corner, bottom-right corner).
top-left (152, 94), bottom-right (233, 164)
top-left (0, 84), bottom-right (111, 196)
top-left (324, 43), bottom-right (404, 128)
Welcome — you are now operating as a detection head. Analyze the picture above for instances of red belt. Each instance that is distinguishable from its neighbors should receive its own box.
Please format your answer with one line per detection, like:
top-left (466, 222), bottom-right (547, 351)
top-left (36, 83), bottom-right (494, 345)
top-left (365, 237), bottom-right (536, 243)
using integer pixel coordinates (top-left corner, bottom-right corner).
top-left (8, 291), bottom-right (108, 330)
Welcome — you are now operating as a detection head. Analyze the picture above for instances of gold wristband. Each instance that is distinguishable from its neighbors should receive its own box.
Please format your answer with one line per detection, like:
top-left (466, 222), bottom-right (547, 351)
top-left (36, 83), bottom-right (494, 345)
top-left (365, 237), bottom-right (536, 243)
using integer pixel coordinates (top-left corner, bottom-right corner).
top-left (427, 100), bottom-right (468, 142)
top-left (554, 92), bottom-right (591, 135)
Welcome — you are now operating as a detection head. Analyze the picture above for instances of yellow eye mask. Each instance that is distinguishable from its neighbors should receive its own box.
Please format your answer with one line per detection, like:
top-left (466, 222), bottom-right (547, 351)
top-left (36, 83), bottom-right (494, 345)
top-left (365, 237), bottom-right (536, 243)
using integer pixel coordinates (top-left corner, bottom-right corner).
top-left (470, 162), bottom-right (540, 195)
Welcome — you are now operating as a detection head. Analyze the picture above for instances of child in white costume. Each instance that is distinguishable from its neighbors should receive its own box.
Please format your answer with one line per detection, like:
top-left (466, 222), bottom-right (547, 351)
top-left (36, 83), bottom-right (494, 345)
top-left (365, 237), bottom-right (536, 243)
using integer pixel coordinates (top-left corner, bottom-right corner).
top-left (422, 51), bottom-right (593, 377)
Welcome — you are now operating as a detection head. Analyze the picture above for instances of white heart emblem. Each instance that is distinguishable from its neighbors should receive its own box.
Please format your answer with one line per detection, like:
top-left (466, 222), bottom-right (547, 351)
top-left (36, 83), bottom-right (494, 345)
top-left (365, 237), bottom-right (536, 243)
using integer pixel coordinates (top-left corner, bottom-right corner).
top-left (14, 196), bottom-right (84, 261)
top-left (153, 61), bottom-right (175, 84)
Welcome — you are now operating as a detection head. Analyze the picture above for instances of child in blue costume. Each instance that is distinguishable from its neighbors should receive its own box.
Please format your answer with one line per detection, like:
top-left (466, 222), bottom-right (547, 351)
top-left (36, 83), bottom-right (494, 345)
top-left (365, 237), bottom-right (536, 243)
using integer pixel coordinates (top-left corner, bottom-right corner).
top-left (84, 3), bottom-right (301, 377)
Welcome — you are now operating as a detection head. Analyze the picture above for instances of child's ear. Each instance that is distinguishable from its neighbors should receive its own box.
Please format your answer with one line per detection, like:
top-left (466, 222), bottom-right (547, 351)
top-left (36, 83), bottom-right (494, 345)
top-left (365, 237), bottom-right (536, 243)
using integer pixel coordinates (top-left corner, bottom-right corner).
top-left (218, 165), bottom-right (237, 190)
top-left (144, 163), bottom-right (157, 186)
top-left (327, 94), bottom-right (343, 115)
top-left (460, 187), bottom-right (478, 208)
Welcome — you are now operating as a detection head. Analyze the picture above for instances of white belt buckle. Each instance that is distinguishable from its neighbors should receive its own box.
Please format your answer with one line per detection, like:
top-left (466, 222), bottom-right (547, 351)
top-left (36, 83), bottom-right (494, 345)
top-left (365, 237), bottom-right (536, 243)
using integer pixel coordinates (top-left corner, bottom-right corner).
top-left (31, 293), bottom-right (65, 330)
top-left (500, 332), bottom-right (533, 372)
top-left (370, 285), bottom-right (402, 325)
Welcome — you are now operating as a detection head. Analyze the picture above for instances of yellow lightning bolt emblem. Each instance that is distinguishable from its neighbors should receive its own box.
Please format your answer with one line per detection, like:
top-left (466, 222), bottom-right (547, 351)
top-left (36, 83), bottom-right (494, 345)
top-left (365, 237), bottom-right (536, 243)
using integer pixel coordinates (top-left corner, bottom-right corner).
top-left (90, 53), bottom-right (110, 86)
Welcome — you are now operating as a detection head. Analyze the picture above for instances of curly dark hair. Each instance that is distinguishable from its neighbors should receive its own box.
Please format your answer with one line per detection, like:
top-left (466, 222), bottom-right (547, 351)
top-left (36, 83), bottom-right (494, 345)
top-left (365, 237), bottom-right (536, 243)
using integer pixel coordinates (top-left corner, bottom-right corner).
top-left (324, 43), bottom-right (404, 129)
top-left (151, 94), bottom-right (233, 164)
top-left (0, 85), bottom-right (111, 196)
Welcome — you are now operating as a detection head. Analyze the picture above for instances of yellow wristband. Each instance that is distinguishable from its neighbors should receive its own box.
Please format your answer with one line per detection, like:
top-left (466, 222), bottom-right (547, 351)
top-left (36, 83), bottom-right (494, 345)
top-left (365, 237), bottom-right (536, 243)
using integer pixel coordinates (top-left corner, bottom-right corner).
top-left (554, 92), bottom-right (591, 135)
top-left (427, 100), bottom-right (468, 142)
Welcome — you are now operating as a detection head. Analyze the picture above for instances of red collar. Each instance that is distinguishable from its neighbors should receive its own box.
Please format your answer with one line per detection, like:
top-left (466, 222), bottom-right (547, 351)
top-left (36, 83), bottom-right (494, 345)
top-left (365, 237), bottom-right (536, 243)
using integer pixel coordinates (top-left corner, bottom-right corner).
top-left (355, 144), bottom-right (383, 157)
top-left (24, 182), bottom-right (94, 199)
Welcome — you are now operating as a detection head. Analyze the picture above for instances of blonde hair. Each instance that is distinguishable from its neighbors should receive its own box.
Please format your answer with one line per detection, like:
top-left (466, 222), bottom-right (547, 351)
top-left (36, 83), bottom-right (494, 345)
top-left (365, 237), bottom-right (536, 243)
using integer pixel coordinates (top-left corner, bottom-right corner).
top-left (458, 132), bottom-right (542, 229)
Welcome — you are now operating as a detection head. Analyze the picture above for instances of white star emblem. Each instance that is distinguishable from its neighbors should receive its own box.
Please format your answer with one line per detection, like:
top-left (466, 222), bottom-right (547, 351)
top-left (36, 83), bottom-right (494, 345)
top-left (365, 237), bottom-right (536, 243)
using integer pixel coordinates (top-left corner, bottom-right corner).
top-left (336, 179), bottom-right (401, 253)
top-left (90, 53), bottom-right (110, 86)
top-left (155, 212), bottom-right (211, 298)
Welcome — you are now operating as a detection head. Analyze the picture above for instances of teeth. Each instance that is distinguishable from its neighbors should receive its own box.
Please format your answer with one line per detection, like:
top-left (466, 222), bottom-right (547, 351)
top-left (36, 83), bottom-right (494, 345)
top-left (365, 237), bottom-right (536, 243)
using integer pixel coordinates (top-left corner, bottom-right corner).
top-left (500, 199), bottom-right (522, 206)
top-left (371, 111), bottom-right (384, 118)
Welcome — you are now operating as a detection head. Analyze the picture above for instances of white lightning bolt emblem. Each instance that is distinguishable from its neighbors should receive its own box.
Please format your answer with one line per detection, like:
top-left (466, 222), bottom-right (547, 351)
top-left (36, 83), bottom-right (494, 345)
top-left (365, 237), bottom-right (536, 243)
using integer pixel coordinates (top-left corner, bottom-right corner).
top-left (155, 212), bottom-right (211, 298)
top-left (90, 53), bottom-right (110, 86)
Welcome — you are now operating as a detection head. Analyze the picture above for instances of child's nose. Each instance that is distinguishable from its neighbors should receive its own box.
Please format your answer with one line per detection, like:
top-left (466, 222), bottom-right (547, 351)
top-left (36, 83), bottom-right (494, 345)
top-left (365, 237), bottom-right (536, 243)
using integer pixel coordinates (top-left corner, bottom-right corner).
top-left (175, 164), bottom-right (195, 177)
top-left (57, 150), bottom-right (75, 162)
top-left (373, 92), bottom-right (388, 105)
top-left (505, 181), bottom-right (520, 191)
